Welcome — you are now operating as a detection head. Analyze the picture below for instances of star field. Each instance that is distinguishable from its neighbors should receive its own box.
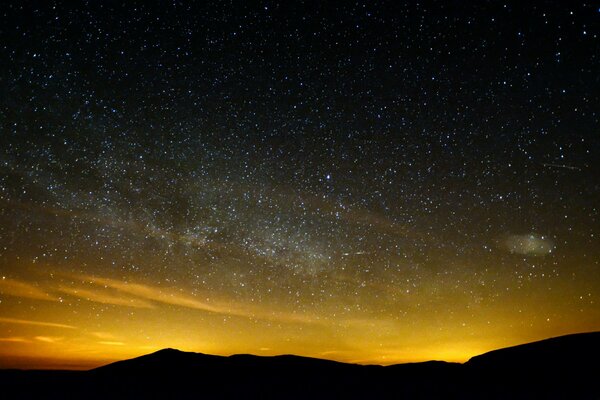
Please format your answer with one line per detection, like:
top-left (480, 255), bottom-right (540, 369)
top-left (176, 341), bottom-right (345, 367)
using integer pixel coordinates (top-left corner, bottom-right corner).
top-left (0, 1), bottom-right (599, 368)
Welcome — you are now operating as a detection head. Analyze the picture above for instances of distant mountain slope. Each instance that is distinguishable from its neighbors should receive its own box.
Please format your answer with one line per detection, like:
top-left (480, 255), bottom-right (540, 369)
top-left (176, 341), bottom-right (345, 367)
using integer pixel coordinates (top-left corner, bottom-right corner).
top-left (89, 348), bottom-right (387, 399)
top-left (464, 332), bottom-right (600, 399)
top-left (466, 331), bottom-right (600, 369)
top-left (0, 331), bottom-right (598, 399)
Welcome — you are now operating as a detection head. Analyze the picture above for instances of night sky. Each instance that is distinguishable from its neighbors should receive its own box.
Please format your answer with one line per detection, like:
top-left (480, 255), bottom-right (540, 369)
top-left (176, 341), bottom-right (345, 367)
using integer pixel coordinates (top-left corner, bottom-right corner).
top-left (0, 1), bottom-right (599, 369)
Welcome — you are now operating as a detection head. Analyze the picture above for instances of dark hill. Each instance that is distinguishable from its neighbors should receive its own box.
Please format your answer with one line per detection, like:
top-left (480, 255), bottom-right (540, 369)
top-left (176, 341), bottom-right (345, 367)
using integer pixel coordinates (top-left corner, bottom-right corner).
top-left (463, 332), bottom-right (600, 399)
top-left (466, 331), bottom-right (600, 368)
top-left (94, 348), bottom-right (357, 372)
top-left (0, 331), bottom-right (598, 399)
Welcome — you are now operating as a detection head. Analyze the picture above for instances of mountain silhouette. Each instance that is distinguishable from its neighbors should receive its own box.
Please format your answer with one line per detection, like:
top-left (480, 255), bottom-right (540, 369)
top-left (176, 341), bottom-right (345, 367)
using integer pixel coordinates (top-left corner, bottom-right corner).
top-left (463, 331), bottom-right (600, 399)
top-left (0, 332), bottom-right (598, 399)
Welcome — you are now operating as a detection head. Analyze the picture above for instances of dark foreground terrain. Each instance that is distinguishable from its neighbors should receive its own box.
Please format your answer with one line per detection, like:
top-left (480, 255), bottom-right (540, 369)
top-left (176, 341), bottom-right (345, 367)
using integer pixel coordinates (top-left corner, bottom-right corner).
top-left (1, 332), bottom-right (598, 399)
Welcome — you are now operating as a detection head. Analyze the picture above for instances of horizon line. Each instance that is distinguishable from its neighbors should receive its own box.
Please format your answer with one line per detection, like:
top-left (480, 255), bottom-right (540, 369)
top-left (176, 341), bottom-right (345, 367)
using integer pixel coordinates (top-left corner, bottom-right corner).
top-left (1, 330), bottom-right (597, 371)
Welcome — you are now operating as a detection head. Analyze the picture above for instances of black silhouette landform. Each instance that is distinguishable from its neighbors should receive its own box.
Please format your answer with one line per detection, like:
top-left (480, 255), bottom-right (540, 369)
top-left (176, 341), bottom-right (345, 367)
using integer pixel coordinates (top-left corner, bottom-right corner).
top-left (1, 331), bottom-right (598, 399)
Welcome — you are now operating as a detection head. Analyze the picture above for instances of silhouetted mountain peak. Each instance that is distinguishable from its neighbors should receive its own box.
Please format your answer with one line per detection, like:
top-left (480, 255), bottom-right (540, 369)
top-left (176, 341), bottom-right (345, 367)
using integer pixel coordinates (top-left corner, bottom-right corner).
top-left (152, 347), bottom-right (182, 355)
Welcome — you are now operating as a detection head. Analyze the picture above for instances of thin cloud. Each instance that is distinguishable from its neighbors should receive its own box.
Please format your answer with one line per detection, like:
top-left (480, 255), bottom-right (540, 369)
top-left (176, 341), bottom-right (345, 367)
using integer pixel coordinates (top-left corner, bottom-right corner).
top-left (75, 274), bottom-right (319, 325)
top-left (98, 341), bottom-right (125, 346)
top-left (0, 337), bottom-right (30, 343)
top-left (0, 277), bottom-right (57, 301)
top-left (34, 336), bottom-right (63, 343)
top-left (90, 332), bottom-right (117, 340)
top-left (58, 286), bottom-right (155, 309)
top-left (0, 317), bottom-right (76, 329)
top-left (81, 275), bottom-right (246, 314)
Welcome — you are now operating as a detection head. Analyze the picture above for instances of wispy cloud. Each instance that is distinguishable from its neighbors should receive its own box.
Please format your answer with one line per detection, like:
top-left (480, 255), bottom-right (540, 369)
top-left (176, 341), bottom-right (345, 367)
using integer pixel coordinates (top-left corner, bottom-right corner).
top-left (81, 276), bottom-right (224, 313)
top-left (0, 273), bottom-right (325, 328)
top-left (73, 274), bottom-right (319, 325)
top-left (58, 286), bottom-right (155, 309)
top-left (35, 336), bottom-right (63, 343)
top-left (0, 317), bottom-right (76, 329)
top-left (0, 337), bottom-right (31, 343)
top-left (98, 341), bottom-right (125, 346)
top-left (90, 331), bottom-right (117, 340)
top-left (319, 350), bottom-right (347, 356)
top-left (0, 277), bottom-right (57, 301)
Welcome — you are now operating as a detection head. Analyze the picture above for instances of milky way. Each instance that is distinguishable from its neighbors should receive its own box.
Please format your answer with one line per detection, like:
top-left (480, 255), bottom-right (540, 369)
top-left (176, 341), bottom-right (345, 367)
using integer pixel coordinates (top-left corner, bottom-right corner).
top-left (0, 1), bottom-right (598, 368)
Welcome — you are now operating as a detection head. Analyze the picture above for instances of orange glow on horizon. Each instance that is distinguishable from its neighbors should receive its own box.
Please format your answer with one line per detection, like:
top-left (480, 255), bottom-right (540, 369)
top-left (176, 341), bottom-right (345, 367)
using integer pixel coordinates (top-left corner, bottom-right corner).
top-left (1, 265), bottom-right (597, 369)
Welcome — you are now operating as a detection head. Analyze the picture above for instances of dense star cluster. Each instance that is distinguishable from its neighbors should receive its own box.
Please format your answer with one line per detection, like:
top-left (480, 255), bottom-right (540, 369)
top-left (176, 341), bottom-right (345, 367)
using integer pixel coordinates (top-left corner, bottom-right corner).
top-left (0, 1), bottom-right (598, 368)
